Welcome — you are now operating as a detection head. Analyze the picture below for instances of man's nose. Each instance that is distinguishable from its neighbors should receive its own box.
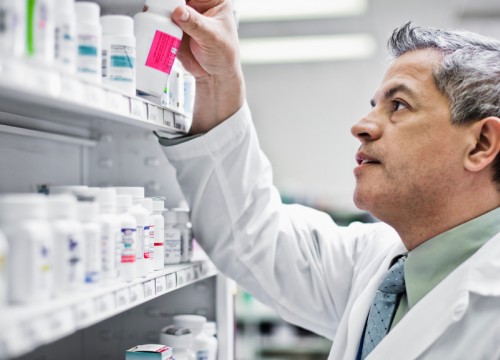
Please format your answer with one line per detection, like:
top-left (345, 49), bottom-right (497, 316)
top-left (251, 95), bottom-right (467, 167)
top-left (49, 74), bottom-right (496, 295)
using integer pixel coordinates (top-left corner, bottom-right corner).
top-left (351, 113), bottom-right (382, 142)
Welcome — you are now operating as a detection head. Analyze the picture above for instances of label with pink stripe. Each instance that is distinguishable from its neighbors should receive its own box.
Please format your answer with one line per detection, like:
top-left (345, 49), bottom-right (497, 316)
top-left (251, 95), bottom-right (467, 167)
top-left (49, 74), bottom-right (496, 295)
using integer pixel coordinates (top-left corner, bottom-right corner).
top-left (145, 30), bottom-right (181, 75)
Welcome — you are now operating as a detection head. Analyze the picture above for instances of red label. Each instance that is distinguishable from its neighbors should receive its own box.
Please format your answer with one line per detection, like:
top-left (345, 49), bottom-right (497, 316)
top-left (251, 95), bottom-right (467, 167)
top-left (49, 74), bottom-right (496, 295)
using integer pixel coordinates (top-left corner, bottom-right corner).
top-left (154, 243), bottom-right (163, 246)
top-left (145, 30), bottom-right (181, 75)
top-left (157, 347), bottom-right (172, 353)
top-left (144, 252), bottom-right (150, 259)
top-left (121, 255), bottom-right (136, 263)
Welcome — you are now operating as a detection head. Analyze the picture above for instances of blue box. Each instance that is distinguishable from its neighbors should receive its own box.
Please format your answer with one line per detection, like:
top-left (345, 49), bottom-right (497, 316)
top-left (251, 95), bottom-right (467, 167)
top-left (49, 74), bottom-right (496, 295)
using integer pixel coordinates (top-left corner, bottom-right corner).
top-left (126, 345), bottom-right (173, 360)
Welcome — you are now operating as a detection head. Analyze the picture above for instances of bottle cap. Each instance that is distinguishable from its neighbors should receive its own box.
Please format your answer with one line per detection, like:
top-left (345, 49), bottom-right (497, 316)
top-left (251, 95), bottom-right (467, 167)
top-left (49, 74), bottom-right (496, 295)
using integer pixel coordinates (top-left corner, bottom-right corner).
top-left (173, 208), bottom-right (190, 223)
top-left (146, 0), bottom-right (186, 12)
top-left (173, 315), bottom-right (207, 334)
top-left (0, 194), bottom-right (47, 222)
top-left (100, 15), bottom-right (134, 37)
top-left (55, 0), bottom-right (76, 12)
top-left (97, 188), bottom-right (117, 207)
top-left (164, 210), bottom-right (177, 224)
top-left (48, 194), bottom-right (78, 220)
top-left (50, 185), bottom-right (88, 195)
top-left (153, 199), bottom-right (165, 212)
top-left (75, 2), bottom-right (101, 24)
top-left (142, 198), bottom-right (153, 214)
top-left (115, 187), bottom-right (145, 200)
top-left (159, 325), bottom-right (193, 349)
top-left (116, 194), bottom-right (133, 209)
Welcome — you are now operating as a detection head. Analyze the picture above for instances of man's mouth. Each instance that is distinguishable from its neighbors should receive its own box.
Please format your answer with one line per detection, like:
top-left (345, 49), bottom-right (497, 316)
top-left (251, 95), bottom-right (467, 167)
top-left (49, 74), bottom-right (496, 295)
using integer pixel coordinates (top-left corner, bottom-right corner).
top-left (355, 152), bottom-right (381, 166)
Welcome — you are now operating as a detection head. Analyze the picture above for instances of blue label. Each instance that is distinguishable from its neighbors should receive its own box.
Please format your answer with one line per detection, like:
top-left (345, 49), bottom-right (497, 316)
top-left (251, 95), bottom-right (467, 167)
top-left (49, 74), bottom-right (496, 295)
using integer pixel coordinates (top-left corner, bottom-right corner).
top-left (111, 55), bottom-right (135, 68)
top-left (79, 45), bottom-right (97, 56)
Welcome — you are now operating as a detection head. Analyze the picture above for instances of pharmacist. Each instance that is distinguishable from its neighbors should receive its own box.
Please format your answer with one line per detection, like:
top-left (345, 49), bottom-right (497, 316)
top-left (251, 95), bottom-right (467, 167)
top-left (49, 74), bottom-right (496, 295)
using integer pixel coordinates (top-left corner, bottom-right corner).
top-left (158, 1), bottom-right (500, 359)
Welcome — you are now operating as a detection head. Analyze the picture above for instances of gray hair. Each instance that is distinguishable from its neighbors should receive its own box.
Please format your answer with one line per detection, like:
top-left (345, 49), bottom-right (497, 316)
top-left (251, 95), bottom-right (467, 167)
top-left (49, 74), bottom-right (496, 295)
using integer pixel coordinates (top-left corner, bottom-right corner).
top-left (388, 22), bottom-right (500, 185)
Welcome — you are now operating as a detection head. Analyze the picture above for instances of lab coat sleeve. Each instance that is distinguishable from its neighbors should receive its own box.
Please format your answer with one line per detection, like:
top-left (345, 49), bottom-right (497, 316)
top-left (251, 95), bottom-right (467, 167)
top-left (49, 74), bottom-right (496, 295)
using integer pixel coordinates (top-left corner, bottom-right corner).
top-left (160, 102), bottom-right (399, 340)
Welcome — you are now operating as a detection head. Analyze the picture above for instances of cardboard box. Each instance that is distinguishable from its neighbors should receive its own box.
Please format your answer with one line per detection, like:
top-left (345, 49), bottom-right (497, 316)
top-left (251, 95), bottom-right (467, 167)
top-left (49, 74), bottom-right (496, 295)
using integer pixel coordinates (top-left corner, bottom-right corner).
top-left (126, 345), bottom-right (172, 360)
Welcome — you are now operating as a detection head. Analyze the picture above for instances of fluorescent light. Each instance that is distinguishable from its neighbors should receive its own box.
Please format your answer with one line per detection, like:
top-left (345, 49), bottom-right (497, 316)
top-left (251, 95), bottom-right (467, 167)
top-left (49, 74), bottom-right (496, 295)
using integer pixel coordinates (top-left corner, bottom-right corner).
top-left (239, 34), bottom-right (376, 64)
top-left (234, 0), bottom-right (367, 22)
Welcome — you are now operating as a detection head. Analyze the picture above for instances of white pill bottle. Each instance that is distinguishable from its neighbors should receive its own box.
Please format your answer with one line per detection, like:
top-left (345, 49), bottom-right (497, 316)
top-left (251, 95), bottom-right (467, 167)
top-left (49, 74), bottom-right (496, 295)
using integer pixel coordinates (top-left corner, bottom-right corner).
top-left (141, 198), bottom-right (155, 273)
top-left (164, 210), bottom-right (181, 264)
top-left (134, 0), bottom-right (185, 97)
top-left (116, 194), bottom-right (137, 282)
top-left (77, 196), bottom-right (102, 285)
top-left (26, 0), bottom-right (55, 65)
top-left (174, 208), bottom-right (192, 263)
top-left (54, 0), bottom-right (77, 73)
top-left (204, 322), bottom-right (218, 360)
top-left (97, 188), bottom-right (121, 280)
top-left (173, 315), bottom-right (210, 360)
top-left (75, 2), bottom-right (102, 83)
top-left (160, 325), bottom-right (195, 360)
top-left (152, 199), bottom-right (165, 270)
top-left (100, 15), bottom-right (136, 96)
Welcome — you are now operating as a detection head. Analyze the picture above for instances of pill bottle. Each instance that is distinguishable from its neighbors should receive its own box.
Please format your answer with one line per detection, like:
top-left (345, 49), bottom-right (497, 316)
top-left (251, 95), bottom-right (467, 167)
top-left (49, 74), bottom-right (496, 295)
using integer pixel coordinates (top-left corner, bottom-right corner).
top-left (116, 194), bottom-right (137, 282)
top-left (26, 0), bottom-right (55, 65)
top-left (133, 0), bottom-right (185, 97)
top-left (164, 210), bottom-right (181, 264)
top-left (160, 325), bottom-right (195, 360)
top-left (184, 72), bottom-right (195, 118)
top-left (115, 187), bottom-right (150, 277)
top-left (0, 0), bottom-right (25, 58)
top-left (203, 322), bottom-right (218, 360)
top-left (49, 185), bottom-right (89, 195)
top-left (75, 2), bottom-right (102, 83)
top-left (97, 188), bottom-right (121, 280)
top-left (152, 199), bottom-right (165, 270)
top-left (0, 194), bottom-right (54, 304)
top-left (54, 0), bottom-right (77, 73)
top-left (168, 60), bottom-right (185, 112)
top-left (100, 15), bottom-right (136, 96)
top-left (0, 229), bottom-right (8, 308)
top-left (173, 315), bottom-right (210, 360)
top-left (141, 197), bottom-right (155, 273)
top-left (77, 193), bottom-right (101, 285)
top-left (48, 194), bottom-right (85, 296)
top-left (174, 208), bottom-right (192, 262)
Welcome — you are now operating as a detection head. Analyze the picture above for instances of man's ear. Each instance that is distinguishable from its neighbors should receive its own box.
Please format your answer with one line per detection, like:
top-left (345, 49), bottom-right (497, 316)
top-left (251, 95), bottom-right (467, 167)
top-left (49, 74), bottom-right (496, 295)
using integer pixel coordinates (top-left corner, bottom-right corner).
top-left (464, 117), bottom-right (500, 172)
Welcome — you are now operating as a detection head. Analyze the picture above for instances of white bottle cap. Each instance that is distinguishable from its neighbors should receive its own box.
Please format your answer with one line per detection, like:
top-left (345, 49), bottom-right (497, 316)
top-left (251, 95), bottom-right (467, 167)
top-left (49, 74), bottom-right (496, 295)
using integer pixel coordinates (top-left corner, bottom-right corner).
top-left (173, 208), bottom-right (190, 223)
top-left (48, 194), bottom-right (78, 220)
top-left (146, 0), bottom-right (186, 12)
top-left (164, 210), bottom-right (177, 224)
top-left (153, 199), bottom-right (165, 212)
top-left (173, 315), bottom-right (207, 334)
top-left (115, 187), bottom-right (145, 200)
top-left (50, 185), bottom-right (88, 195)
top-left (0, 194), bottom-right (47, 222)
top-left (77, 201), bottom-right (99, 222)
top-left (55, 0), bottom-right (75, 12)
top-left (204, 321), bottom-right (217, 336)
top-left (97, 188), bottom-right (117, 207)
top-left (101, 15), bottom-right (134, 37)
top-left (75, 2), bottom-right (101, 24)
top-left (160, 325), bottom-right (193, 349)
top-left (75, 188), bottom-right (100, 202)
top-left (142, 198), bottom-right (153, 214)
top-left (116, 194), bottom-right (133, 209)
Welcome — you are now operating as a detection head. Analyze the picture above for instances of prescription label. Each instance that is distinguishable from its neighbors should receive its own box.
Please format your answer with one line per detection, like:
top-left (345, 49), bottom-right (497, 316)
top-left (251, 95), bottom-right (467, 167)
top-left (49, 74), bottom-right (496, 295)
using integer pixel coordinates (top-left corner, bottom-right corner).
top-left (145, 30), bottom-right (181, 75)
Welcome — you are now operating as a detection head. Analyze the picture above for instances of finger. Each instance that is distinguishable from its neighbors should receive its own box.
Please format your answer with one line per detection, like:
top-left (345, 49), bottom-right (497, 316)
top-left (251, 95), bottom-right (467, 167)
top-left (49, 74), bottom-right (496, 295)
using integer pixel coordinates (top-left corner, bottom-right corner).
top-left (186, 0), bottom-right (224, 14)
top-left (172, 5), bottom-right (215, 44)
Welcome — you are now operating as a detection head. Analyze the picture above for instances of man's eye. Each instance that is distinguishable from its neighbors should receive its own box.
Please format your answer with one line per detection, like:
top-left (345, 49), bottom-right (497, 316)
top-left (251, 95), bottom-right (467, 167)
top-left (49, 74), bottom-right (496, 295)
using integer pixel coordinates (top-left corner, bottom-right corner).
top-left (393, 101), bottom-right (407, 111)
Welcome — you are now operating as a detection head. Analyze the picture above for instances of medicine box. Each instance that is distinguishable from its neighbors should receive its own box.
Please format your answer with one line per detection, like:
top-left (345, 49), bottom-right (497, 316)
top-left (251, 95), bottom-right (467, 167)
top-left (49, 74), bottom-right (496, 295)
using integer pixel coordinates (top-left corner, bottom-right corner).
top-left (126, 344), bottom-right (172, 360)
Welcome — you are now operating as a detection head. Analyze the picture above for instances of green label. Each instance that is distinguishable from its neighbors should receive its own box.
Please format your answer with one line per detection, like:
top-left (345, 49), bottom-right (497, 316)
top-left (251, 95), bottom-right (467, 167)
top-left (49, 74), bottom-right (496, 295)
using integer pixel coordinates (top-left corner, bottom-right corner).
top-left (26, 0), bottom-right (36, 56)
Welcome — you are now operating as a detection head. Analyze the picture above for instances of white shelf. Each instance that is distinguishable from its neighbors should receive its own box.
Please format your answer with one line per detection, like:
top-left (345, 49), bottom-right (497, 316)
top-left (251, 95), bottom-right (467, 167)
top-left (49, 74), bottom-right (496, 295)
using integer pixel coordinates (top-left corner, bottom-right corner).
top-left (0, 256), bottom-right (218, 360)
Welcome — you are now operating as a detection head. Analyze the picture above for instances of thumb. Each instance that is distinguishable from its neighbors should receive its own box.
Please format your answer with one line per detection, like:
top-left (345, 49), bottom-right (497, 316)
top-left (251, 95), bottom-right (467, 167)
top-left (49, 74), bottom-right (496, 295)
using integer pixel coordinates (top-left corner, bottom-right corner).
top-left (172, 5), bottom-right (215, 43)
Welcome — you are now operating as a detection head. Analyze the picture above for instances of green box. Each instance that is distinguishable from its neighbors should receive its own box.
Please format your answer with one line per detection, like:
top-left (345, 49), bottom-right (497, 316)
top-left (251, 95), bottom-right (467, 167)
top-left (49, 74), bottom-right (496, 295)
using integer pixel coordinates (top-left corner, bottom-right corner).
top-left (126, 345), bottom-right (173, 360)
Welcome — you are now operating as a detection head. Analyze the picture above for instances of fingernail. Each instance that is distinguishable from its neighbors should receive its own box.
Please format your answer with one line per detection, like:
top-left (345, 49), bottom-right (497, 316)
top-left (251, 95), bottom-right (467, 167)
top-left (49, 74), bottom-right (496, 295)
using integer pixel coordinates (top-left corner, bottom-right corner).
top-left (180, 9), bottom-right (190, 22)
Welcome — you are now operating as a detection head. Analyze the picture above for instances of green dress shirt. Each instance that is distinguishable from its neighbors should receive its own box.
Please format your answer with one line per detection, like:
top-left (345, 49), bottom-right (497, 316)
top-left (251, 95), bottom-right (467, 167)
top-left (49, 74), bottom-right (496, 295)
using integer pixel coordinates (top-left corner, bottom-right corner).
top-left (390, 206), bottom-right (500, 330)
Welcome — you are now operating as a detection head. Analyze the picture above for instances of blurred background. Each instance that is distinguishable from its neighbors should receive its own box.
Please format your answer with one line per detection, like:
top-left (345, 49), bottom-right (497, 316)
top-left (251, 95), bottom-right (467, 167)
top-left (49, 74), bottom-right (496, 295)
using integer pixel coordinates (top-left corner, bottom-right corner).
top-left (93, 0), bottom-right (500, 358)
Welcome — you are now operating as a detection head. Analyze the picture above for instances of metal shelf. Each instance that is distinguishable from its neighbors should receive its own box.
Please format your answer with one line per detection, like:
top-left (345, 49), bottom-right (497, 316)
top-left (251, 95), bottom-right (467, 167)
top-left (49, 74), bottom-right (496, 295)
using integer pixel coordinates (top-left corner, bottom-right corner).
top-left (0, 254), bottom-right (218, 360)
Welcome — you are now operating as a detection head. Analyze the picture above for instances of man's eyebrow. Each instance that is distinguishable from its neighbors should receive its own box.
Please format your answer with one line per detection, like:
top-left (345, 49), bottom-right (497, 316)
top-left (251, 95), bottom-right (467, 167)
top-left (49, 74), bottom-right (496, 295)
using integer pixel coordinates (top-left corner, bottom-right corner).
top-left (384, 84), bottom-right (417, 100)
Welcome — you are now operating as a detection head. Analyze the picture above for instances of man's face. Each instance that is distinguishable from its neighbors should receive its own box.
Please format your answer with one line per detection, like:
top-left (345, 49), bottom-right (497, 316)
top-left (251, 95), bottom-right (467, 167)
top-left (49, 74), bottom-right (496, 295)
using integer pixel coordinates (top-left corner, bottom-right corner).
top-left (351, 49), bottom-right (468, 224)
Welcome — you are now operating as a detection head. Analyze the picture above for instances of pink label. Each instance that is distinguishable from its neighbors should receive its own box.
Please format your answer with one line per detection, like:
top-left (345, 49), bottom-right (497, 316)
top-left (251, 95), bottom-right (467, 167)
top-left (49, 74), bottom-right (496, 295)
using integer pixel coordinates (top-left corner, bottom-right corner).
top-left (145, 30), bottom-right (181, 75)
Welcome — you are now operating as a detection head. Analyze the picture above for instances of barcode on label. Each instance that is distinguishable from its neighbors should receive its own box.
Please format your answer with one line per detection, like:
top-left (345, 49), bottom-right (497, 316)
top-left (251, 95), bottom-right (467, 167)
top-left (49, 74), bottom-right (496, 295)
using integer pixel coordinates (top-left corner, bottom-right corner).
top-left (157, 285), bottom-right (163, 292)
top-left (145, 287), bottom-right (153, 297)
top-left (102, 50), bottom-right (107, 77)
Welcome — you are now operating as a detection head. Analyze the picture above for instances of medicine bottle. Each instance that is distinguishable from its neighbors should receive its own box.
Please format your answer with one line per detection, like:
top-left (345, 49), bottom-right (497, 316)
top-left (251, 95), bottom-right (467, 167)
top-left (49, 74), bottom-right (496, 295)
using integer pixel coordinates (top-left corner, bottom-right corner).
top-left (152, 199), bottom-right (165, 270)
top-left (203, 322), bottom-right (218, 360)
top-left (0, 194), bottom-right (54, 304)
top-left (164, 210), bottom-right (181, 264)
top-left (48, 194), bottom-right (85, 296)
top-left (54, 0), bottom-right (77, 73)
top-left (100, 15), bottom-right (136, 96)
top-left (115, 187), bottom-right (150, 277)
top-left (133, 0), bottom-right (185, 97)
top-left (159, 325), bottom-right (196, 360)
top-left (116, 194), bottom-right (137, 282)
top-left (97, 188), bottom-right (121, 280)
top-left (184, 72), bottom-right (195, 118)
top-left (0, 0), bottom-right (25, 58)
top-left (173, 315), bottom-right (210, 360)
top-left (77, 192), bottom-right (102, 285)
top-left (0, 229), bottom-right (8, 308)
top-left (174, 208), bottom-right (192, 262)
top-left (142, 197), bottom-right (155, 273)
top-left (26, 0), bottom-right (55, 65)
top-left (168, 60), bottom-right (185, 113)
top-left (75, 2), bottom-right (102, 83)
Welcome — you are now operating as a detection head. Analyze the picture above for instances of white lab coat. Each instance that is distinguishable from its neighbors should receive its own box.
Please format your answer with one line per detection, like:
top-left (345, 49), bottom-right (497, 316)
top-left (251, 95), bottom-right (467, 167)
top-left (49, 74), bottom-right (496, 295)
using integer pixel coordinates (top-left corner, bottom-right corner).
top-left (161, 102), bottom-right (500, 360)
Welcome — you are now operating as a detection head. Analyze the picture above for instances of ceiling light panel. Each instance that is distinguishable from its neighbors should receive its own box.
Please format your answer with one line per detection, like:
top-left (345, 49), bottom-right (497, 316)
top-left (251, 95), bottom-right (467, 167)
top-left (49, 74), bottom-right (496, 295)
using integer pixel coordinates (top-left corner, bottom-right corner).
top-left (234, 0), bottom-right (368, 22)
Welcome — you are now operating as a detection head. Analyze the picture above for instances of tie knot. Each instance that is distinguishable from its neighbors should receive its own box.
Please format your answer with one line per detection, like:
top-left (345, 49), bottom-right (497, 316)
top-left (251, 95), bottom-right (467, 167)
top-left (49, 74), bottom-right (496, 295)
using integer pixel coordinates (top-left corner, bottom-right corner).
top-left (378, 257), bottom-right (406, 294)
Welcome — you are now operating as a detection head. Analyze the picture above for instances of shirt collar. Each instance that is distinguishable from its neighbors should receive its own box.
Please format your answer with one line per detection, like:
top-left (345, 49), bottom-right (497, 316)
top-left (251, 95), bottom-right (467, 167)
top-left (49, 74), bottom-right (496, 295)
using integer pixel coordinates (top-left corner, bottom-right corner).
top-left (404, 206), bottom-right (500, 309)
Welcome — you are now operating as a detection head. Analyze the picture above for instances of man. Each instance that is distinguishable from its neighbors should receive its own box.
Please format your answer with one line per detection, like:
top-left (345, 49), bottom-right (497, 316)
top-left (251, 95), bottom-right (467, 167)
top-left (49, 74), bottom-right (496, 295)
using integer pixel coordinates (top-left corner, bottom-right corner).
top-left (157, 1), bottom-right (500, 359)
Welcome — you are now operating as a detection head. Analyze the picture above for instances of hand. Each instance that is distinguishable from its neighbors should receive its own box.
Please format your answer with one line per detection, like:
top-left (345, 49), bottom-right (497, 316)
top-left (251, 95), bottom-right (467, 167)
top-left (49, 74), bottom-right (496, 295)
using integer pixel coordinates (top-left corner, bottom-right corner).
top-left (171, 0), bottom-right (246, 134)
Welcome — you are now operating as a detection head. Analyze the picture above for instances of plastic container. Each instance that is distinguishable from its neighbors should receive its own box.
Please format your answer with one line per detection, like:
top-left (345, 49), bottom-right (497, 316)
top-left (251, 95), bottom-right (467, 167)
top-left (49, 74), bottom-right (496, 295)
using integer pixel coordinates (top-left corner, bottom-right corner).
top-left (97, 188), bottom-right (121, 280)
top-left (54, 0), bottom-right (77, 73)
top-left (204, 322), bottom-right (218, 360)
top-left (174, 208), bottom-right (192, 263)
top-left (168, 60), bottom-right (184, 112)
top-left (77, 195), bottom-right (101, 285)
top-left (26, 0), bottom-right (55, 65)
top-left (75, 2), bottom-right (102, 83)
top-left (142, 198), bottom-right (155, 273)
top-left (133, 0), bottom-right (185, 97)
top-left (48, 194), bottom-right (85, 296)
top-left (173, 315), bottom-right (210, 360)
top-left (160, 325), bottom-right (195, 360)
top-left (0, 194), bottom-right (54, 304)
top-left (152, 199), bottom-right (165, 271)
top-left (184, 72), bottom-right (195, 118)
top-left (116, 194), bottom-right (137, 282)
top-left (100, 15), bottom-right (136, 96)
top-left (164, 210), bottom-right (181, 264)
top-left (115, 187), bottom-right (150, 277)
top-left (0, 229), bottom-right (8, 307)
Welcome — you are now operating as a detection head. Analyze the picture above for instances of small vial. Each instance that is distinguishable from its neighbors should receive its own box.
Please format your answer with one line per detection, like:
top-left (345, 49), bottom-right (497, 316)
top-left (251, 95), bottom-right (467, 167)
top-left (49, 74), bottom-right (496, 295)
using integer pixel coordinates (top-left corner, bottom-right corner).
top-left (77, 192), bottom-right (101, 285)
top-left (54, 0), bottom-right (77, 73)
top-left (97, 188), bottom-right (121, 280)
top-left (164, 210), bottom-right (181, 264)
top-left (75, 2), bottom-right (102, 83)
top-left (142, 198), bottom-right (155, 273)
top-left (152, 199), bottom-right (165, 270)
top-left (174, 208), bottom-right (192, 263)
top-left (116, 194), bottom-right (137, 282)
